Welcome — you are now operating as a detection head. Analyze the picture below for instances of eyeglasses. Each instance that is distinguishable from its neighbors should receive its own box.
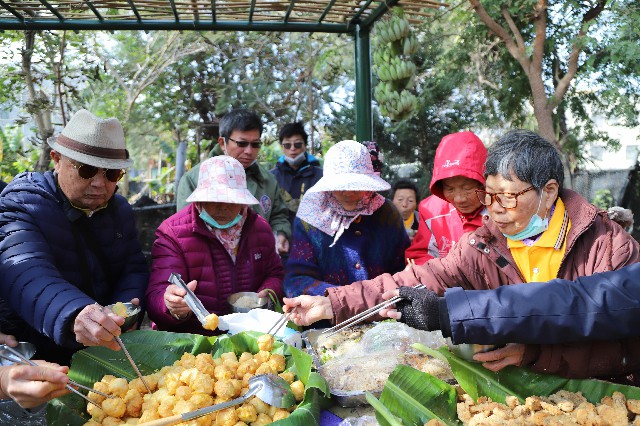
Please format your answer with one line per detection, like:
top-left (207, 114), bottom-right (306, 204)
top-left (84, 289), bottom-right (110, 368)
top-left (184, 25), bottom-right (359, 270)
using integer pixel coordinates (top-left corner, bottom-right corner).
top-left (227, 137), bottom-right (262, 149)
top-left (475, 186), bottom-right (536, 209)
top-left (66, 158), bottom-right (126, 183)
top-left (282, 141), bottom-right (304, 150)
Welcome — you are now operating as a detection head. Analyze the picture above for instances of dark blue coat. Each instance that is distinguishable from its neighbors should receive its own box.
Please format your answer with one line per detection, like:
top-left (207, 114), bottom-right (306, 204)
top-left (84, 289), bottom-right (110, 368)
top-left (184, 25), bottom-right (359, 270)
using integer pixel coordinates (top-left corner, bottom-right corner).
top-left (0, 171), bottom-right (148, 364)
top-left (270, 153), bottom-right (323, 224)
top-left (445, 262), bottom-right (640, 346)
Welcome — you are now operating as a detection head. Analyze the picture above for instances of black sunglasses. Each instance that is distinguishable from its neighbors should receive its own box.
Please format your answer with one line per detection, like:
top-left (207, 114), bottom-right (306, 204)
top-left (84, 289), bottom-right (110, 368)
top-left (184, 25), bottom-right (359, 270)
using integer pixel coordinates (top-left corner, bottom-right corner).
top-left (227, 137), bottom-right (262, 149)
top-left (282, 142), bottom-right (304, 150)
top-left (67, 158), bottom-right (126, 183)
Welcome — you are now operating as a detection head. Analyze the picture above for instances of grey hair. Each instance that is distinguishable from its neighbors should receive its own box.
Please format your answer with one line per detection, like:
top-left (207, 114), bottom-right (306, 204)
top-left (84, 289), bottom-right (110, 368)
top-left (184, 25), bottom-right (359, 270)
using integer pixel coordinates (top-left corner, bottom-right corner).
top-left (219, 109), bottom-right (263, 139)
top-left (485, 130), bottom-right (564, 191)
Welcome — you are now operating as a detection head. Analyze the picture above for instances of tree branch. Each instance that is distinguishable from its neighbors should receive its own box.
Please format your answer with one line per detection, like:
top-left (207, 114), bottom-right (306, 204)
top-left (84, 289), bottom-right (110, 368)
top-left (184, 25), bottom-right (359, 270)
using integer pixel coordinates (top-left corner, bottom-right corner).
top-left (553, 0), bottom-right (607, 105)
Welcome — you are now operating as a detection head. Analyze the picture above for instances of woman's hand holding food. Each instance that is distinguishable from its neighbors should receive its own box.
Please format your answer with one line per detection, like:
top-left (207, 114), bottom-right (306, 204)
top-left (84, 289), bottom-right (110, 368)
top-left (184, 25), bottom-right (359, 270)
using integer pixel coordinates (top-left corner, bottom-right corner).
top-left (164, 280), bottom-right (197, 320)
top-left (283, 296), bottom-right (333, 326)
top-left (473, 343), bottom-right (526, 371)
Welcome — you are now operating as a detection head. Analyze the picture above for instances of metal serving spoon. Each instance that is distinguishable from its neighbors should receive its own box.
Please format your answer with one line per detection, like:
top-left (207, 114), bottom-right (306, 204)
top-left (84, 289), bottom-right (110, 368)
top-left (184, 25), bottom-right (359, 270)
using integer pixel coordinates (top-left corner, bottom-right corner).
top-left (137, 374), bottom-right (296, 426)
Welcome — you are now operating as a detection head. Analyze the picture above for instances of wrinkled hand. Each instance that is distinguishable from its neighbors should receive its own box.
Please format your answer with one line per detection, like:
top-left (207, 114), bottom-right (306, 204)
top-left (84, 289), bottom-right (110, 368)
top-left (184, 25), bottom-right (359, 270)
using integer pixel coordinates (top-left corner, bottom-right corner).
top-left (283, 296), bottom-right (333, 326)
top-left (0, 333), bottom-right (18, 347)
top-left (473, 343), bottom-right (526, 371)
top-left (164, 280), bottom-right (197, 319)
top-left (276, 234), bottom-right (290, 256)
top-left (0, 362), bottom-right (70, 408)
top-left (74, 303), bottom-right (125, 351)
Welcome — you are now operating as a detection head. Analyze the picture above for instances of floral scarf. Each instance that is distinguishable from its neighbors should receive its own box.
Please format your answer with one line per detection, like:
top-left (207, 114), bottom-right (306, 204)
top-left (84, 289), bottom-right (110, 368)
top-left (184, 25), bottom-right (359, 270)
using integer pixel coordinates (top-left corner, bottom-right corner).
top-left (297, 191), bottom-right (385, 247)
top-left (197, 203), bottom-right (247, 263)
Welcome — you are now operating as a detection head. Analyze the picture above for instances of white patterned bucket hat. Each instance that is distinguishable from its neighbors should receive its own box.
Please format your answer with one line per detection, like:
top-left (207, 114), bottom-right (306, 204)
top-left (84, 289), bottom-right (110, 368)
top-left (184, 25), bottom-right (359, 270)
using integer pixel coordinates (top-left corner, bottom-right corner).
top-left (47, 109), bottom-right (133, 169)
top-left (309, 140), bottom-right (390, 192)
top-left (186, 156), bottom-right (259, 205)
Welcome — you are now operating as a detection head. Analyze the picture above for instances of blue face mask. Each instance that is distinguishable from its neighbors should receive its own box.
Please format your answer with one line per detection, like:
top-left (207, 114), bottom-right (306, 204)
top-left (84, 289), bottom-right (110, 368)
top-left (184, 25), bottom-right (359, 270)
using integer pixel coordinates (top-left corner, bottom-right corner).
top-left (502, 193), bottom-right (549, 241)
top-left (199, 209), bottom-right (243, 229)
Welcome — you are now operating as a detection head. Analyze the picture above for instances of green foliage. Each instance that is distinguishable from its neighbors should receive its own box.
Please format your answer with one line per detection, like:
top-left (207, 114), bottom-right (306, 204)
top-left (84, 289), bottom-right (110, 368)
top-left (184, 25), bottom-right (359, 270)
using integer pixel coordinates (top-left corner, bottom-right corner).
top-left (0, 125), bottom-right (39, 182)
top-left (592, 189), bottom-right (614, 209)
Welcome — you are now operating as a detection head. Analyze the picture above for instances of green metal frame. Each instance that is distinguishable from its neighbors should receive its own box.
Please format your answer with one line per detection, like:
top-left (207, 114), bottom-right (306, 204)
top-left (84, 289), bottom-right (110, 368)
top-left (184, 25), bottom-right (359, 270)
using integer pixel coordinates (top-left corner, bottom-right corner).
top-left (0, 0), bottom-right (416, 139)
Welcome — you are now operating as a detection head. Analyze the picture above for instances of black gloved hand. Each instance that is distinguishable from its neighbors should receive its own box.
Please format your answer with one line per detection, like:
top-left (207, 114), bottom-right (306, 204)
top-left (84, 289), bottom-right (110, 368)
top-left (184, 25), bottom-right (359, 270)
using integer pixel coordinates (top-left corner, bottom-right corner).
top-left (395, 286), bottom-right (441, 331)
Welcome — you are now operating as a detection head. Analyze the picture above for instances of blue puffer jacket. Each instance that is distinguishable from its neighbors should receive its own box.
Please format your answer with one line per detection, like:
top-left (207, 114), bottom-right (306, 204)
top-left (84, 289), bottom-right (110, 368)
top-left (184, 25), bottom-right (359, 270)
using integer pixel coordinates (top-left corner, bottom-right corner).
top-left (270, 153), bottom-right (323, 224)
top-left (445, 262), bottom-right (640, 346)
top-left (0, 171), bottom-right (148, 365)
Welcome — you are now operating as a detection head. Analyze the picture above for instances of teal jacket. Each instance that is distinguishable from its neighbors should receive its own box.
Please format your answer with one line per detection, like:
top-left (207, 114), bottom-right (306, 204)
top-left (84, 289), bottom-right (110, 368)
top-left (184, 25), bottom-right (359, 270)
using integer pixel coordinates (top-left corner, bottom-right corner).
top-left (176, 145), bottom-right (291, 238)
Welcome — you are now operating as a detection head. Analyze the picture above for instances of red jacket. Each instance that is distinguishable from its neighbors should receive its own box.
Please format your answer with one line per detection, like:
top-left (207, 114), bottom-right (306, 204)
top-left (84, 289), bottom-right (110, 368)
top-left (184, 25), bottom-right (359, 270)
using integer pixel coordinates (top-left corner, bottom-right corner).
top-left (146, 204), bottom-right (284, 335)
top-left (405, 131), bottom-right (487, 264)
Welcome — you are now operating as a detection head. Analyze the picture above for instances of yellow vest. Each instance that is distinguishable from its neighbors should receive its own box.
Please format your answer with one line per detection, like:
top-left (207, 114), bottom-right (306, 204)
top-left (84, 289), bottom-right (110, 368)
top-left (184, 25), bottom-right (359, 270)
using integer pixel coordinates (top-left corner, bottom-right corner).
top-left (508, 198), bottom-right (571, 282)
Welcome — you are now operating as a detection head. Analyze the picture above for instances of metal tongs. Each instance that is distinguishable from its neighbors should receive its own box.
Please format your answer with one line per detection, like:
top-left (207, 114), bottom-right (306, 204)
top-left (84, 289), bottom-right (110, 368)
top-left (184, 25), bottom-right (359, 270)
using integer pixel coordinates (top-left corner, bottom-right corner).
top-left (168, 272), bottom-right (211, 326)
top-left (266, 307), bottom-right (297, 337)
top-left (320, 283), bottom-right (427, 338)
top-left (0, 345), bottom-right (114, 408)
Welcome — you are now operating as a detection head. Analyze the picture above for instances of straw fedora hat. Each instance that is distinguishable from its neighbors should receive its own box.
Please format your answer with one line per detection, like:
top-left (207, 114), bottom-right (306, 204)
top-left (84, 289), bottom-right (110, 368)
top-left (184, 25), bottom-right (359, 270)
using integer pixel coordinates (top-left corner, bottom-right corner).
top-left (47, 109), bottom-right (133, 169)
top-left (186, 156), bottom-right (259, 205)
top-left (308, 140), bottom-right (390, 193)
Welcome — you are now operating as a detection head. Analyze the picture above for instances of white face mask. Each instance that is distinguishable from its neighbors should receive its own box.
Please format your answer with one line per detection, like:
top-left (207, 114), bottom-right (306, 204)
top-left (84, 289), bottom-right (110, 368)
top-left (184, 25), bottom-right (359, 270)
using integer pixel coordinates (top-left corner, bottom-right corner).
top-left (284, 152), bottom-right (306, 168)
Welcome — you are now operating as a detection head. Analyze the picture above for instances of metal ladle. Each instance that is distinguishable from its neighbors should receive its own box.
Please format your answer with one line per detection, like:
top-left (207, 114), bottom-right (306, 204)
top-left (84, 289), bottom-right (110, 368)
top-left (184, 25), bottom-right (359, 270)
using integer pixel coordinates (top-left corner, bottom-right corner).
top-left (137, 374), bottom-right (296, 426)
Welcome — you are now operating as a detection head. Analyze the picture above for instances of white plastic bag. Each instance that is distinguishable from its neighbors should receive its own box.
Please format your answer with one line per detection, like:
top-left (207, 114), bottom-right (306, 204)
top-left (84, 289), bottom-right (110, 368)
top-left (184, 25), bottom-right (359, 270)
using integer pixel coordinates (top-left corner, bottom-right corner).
top-left (217, 308), bottom-right (302, 348)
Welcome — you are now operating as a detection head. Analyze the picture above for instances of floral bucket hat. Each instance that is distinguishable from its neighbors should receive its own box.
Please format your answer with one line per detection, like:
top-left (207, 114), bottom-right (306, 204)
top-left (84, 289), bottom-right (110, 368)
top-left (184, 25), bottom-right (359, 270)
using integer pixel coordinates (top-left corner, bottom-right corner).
top-left (186, 155), bottom-right (259, 205)
top-left (309, 140), bottom-right (390, 193)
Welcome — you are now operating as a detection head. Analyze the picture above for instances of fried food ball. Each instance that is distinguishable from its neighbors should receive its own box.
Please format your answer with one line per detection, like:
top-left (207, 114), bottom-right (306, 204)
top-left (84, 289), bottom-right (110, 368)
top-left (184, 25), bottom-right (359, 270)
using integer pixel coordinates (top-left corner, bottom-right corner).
top-left (236, 360), bottom-right (258, 378)
top-left (102, 416), bottom-right (124, 426)
top-left (111, 302), bottom-right (128, 317)
top-left (290, 380), bottom-right (305, 402)
top-left (253, 351), bottom-right (270, 365)
top-left (254, 363), bottom-right (275, 376)
top-left (164, 370), bottom-right (183, 395)
top-left (272, 408), bottom-right (290, 421)
top-left (195, 354), bottom-right (216, 377)
top-left (223, 358), bottom-right (240, 372)
top-left (138, 408), bottom-right (160, 422)
top-left (141, 396), bottom-right (159, 416)
top-left (88, 381), bottom-right (110, 404)
top-left (257, 334), bottom-right (274, 352)
top-left (278, 371), bottom-right (295, 384)
top-left (204, 313), bottom-right (219, 331)
top-left (83, 421), bottom-right (101, 426)
top-left (233, 423), bottom-right (249, 426)
top-left (107, 377), bottom-right (129, 398)
top-left (175, 385), bottom-right (192, 400)
top-left (101, 374), bottom-right (118, 385)
top-left (158, 396), bottom-right (177, 417)
top-left (251, 413), bottom-right (272, 426)
top-left (267, 354), bottom-right (286, 373)
top-left (220, 352), bottom-right (238, 363)
top-left (124, 388), bottom-right (143, 418)
top-left (241, 373), bottom-right (253, 387)
top-left (180, 352), bottom-right (198, 368)
top-left (214, 365), bottom-right (235, 381)
top-left (215, 406), bottom-right (239, 426)
top-left (102, 397), bottom-right (127, 418)
top-left (184, 370), bottom-right (214, 394)
top-left (129, 377), bottom-right (151, 394)
top-left (248, 396), bottom-right (270, 415)
top-left (215, 379), bottom-right (238, 400)
top-left (239, 352), bottom-right (253, 363)
top-left (124, 418), bottom-right (140, 424)
top-left (190, 393), bottom-right (215, 409)
top-left (87, 403), bottom-right (106, 422)
top-left (236, 404), bottom-right (258, 423)
top-left (229, 379), bottom-right (243, 395)
top-left (173, 399), bottom-right (196, 415)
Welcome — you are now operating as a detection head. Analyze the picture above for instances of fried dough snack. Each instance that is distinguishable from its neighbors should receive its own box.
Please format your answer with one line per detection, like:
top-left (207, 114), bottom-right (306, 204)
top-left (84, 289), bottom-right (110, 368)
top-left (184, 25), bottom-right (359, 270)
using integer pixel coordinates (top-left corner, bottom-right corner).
top-left (457, 390), bottom-right (640, 425)
top-left (82, 335), bottom-right (298, 426)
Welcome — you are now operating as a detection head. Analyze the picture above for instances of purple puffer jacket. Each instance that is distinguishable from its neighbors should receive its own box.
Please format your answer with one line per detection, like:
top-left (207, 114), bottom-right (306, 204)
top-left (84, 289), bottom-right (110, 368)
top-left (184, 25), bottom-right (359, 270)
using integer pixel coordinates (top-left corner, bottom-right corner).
top-left (146, 204), bottom-right (284, 334)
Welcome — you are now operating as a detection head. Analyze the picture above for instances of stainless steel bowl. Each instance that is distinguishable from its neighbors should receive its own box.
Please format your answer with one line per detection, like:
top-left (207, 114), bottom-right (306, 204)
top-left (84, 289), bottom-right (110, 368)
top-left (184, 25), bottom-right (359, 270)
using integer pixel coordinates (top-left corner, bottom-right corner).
top-left (106, 302), bottom-right (141, 330)
top-left (446, 338), bottom-right (497, 362)
top-left (228, 292), bottom-right (268, 313)
top-left (0, 342), bottom-right (37, 366)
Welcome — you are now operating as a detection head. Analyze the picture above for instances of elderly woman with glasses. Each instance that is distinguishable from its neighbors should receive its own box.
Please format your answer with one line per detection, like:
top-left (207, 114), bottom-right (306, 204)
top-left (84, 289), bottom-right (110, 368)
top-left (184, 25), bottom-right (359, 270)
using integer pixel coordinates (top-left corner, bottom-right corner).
top-left (285, 130), bottom-right (640, 383)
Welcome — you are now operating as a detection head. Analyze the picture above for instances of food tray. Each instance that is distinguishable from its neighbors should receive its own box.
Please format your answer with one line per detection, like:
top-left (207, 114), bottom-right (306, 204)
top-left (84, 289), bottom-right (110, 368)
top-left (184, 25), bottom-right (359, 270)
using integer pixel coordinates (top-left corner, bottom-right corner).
top-left (302, 327), bottom-right (379, 407)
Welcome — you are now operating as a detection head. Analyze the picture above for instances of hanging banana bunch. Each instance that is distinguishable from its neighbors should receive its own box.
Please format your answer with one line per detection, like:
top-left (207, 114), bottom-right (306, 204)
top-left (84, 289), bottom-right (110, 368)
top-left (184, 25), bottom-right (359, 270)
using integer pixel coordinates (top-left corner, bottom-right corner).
top-left (372, 7), bottom-right (419, 122)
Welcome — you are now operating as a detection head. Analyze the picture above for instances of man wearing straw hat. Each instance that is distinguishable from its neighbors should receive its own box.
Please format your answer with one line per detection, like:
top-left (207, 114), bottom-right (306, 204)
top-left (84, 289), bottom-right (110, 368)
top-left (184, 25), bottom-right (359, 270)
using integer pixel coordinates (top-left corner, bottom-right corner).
top-left (0, 109), bottom-right (148, 365)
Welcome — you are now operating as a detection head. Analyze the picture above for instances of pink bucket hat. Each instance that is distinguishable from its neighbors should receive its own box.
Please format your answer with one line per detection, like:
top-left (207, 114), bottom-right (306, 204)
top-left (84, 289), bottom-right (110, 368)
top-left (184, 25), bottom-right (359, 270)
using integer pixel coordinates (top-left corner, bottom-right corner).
top-left (309, 140), bottom-right (390, 193)
top-left (186, 156), bottom-right (259, 205)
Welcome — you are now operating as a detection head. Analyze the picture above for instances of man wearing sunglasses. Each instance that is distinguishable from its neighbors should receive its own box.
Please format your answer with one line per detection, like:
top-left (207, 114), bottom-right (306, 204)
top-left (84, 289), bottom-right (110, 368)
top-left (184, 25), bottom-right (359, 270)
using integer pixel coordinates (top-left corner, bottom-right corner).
top-left (176, 109), bottom-right (291, 256)
top-left (0, 109), bottom-right (149, 366)
top-left (270, 122), bottom-right (323, 226)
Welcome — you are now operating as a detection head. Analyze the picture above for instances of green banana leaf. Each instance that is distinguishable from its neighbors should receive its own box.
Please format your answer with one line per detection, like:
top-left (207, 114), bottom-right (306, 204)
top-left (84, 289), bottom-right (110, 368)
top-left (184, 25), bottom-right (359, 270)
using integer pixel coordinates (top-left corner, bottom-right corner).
top-left (370, 344), bottom-right (640, 426)
top-left (46, 329), bottom-right (330, 425)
